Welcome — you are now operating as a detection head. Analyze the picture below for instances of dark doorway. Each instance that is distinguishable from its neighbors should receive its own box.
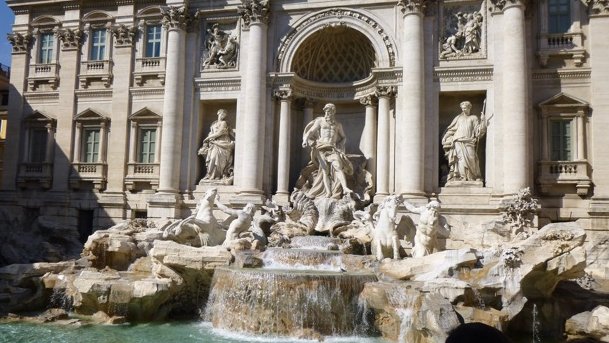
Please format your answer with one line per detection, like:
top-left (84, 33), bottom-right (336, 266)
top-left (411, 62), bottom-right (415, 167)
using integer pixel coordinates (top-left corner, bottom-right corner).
top-left (77, 210), bottom-right (94, 243)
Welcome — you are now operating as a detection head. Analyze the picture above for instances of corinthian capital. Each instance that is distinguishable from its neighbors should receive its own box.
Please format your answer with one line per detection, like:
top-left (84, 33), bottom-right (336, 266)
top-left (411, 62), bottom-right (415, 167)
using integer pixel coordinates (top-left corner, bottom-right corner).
top-left (7, 31), bottom-right (33, 53)
top-left (274, 88), bottom-right (292, 100)
top-left (489, 0), bottom-right (529, 13)
top-left (57, 28), bottom-right (83, 50)
top-left (376, 86), bottom-right (397, 98)
top-left (359, 95), bottom-right (378, 107)
top-left (397, 0), bottom-right (429, 15)
top-left (586, 0), bottom-right (609, 16)
top-left (161, 5), bottom-right (191, 30)
top-left (238, 0), bottom-right (270, 28)
top-left (112, 24), bottom-right (137, 46)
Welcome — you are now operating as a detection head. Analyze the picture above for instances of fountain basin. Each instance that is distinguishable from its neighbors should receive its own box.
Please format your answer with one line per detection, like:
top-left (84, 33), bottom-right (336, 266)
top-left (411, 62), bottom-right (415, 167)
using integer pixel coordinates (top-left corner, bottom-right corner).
top-left (204, 266), bottom-right (377, 336)
top-left (262, 248), bottom-right (344, 271)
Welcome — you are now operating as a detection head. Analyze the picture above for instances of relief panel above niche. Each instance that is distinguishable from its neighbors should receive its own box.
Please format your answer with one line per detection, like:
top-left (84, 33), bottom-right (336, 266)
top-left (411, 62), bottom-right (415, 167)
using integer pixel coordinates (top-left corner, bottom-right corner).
top-left (201, 20), bottom-right (240, 72)
top-left (439, 0), bottom-right (487, 61)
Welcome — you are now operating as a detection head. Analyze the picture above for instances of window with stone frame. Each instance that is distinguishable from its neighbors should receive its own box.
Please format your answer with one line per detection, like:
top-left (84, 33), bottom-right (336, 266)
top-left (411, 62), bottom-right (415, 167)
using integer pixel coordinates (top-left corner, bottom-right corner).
top-left (70, 109), bottom-right (109, 191)
top-left (537, 93), bottom-right (591, 196)
top-left (17, 110), bottom-right (56, 189)
top-left (145, 24), bottom-right (162, 58)
top-left (138, 127), bottom-right (157, 163)
top-left (125, 107), bottom-right (162, 191)
top-left (89, 28), bottom-right (107, 61)
top-left (28, 16), bottom-right (61, 91)
top-left (548, 0), bottom-right (571, 33)
top-left (134, 6), bottom-right (166, 87)
top-left (38, 32), bottom-right (55, 64)
top-left (537, 0), bottom-right (585, 67)
top-left (550, 119), bottom-right (573, 161)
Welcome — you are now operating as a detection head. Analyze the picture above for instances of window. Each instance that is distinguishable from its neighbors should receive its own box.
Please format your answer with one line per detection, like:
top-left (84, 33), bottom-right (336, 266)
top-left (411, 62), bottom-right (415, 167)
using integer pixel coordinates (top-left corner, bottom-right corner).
top-left (39, 32), bottom-right (54, 64)
top-left (82, 128), bottom-right (100, 162)
top-left (90, 29), bottom-right (106, 61)
top-left (146, 25), bottom-right (162, 58)
top-left (551, 119), bottom-right (572, 161)
top-left (138, 128), bottom-right (156, 163)
top-left (29, 128), bottom-right (48, 163)
top-left (548, 0), bottom-right (571, 33)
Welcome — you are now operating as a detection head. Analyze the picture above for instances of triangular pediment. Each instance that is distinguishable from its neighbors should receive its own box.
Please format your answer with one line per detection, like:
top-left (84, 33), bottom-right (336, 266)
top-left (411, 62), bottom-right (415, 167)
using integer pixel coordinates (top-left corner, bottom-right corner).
top-left (129, 107), bottom-right (161, 120)
top-left (539, 92), bottom-right (589, 108)
top-left (24, 110), bottom-right (56, 123)
top-left (75, 108), bottom-right (108, 121)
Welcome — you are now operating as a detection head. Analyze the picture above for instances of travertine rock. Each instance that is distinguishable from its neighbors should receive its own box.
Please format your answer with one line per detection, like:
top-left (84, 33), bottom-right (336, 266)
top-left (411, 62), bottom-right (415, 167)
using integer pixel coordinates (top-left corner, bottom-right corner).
top-left (379, 248), bottom-right (478, 281)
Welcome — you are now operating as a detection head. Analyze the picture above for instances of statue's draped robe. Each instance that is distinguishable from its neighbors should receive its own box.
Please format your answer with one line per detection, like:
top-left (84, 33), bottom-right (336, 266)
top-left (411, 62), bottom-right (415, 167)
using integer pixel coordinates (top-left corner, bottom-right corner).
top-left (442, 113), bottom-right (486, 181)
top-left (202, 120), bottom-right (234, 180)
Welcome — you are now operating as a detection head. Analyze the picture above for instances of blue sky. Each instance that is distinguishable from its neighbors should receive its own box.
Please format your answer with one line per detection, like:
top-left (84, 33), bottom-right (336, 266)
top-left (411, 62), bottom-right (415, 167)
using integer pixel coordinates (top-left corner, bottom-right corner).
top-left (1, 0), bottom-right (15, 66)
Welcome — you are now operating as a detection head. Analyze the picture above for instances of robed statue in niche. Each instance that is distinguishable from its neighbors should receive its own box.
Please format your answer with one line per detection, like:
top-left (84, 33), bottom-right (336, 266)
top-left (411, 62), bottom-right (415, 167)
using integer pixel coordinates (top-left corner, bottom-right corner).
top-left (198, 109), bottom-right (235, 184)
top-left (441, 101), bottom-right (487, 183)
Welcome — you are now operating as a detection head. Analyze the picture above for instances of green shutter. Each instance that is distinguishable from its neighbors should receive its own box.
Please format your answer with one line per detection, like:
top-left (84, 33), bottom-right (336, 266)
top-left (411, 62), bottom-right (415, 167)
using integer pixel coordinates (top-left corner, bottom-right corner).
top-left (139, 128), bottom-right (156, 163)
top-left (83, 128), bottom-right (100, 163)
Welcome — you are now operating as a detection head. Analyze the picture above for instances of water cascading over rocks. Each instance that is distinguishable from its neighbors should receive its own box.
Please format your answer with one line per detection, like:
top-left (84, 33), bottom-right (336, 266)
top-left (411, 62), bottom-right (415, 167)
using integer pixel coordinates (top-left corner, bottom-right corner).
top-left (204, 267), bottom-right (377, 336)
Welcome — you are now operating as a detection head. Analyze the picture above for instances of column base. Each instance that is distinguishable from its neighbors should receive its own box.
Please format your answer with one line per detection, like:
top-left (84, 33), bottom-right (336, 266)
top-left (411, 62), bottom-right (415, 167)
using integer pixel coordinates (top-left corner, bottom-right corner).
top-left (272, 192), bottom-right (290, 206)
top-left (148, 192), bottom-right (182, 220)
top-left (231, 189), bottom-right (266, 207)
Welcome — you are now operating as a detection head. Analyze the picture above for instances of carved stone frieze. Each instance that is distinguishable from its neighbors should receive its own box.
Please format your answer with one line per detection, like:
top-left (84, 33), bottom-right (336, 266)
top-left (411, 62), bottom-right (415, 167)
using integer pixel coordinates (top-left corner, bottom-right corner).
top-left (277, 9), bottom-right (397, 68)
top-left (112, 24), bottom-right (137, 46)
top-left (586, 0), bottom-right (609, 16)
top-left (7, 32), bottom-right (33, 53)
top-left (57, 28), bottom-right (83, 50)
top-left (161, 5), bottom-right (191, 31)
top-left (433, 67), bottom-right (493, 82)
top-left (359, 94), bottom-right (378, 107)
top-left (375, 86), bottom-right (397, 98)
top-left (238, 0), bottom-right (270, 28)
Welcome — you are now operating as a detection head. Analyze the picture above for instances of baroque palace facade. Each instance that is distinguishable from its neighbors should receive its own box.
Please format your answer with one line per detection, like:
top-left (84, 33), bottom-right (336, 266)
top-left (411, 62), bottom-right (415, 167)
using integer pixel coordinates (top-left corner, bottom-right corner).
top-left (2, 0), bottom-right (609, 236)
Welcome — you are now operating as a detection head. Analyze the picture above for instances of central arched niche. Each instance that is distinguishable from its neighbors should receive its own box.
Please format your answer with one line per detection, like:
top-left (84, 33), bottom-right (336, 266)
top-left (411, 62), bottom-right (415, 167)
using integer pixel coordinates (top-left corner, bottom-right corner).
top-left (291, 26), bottom-right (376, 83)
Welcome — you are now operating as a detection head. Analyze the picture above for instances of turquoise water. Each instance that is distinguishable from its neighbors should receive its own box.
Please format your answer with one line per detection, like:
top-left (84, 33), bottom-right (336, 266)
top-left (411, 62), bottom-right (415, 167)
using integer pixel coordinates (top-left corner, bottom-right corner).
top-left (0, 321), bottom-right (385, 343)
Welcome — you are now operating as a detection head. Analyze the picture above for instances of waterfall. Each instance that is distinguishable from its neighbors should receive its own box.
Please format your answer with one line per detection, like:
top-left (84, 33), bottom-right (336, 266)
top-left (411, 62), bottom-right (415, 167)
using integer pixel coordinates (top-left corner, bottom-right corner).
top-left (532, 303), bottom-right (541, 343)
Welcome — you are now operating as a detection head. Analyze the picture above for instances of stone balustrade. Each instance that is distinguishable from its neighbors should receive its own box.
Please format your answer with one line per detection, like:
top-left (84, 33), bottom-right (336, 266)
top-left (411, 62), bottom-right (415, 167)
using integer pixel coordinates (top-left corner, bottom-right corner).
top-left (125, 162), bottom-right (160, 191)
top-left (17, 162), bottom-right (53, 189)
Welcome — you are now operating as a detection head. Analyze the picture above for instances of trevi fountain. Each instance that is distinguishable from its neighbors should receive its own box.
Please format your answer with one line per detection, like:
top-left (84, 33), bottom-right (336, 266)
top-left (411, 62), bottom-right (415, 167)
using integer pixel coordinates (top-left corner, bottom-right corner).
top-left (1, 100), bottom-right (608, 343)
top-left (2, 0), bottom-right (609, 342)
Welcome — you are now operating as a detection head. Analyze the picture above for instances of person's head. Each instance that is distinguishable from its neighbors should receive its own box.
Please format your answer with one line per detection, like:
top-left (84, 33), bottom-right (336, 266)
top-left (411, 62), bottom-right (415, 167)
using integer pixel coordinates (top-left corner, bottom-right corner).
top-left (212, 23), bottom-right (220, 33)
top-left (460, 101), bottom-right (472, 115)
top-left (323, 103), bottom-right (336, 122)
top-left (426, 200), bottom-right (440, 215)
top-left (217, 109), bottom-right (228, 120)
top-left (244, 203), bottom-right (256, 215)
top-left (446, 323), bottom-right (512, 343)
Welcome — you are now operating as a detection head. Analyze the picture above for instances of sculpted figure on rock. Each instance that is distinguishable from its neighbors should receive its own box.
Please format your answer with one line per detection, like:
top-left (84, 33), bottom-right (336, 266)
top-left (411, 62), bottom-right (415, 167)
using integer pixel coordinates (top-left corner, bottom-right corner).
top-left (372, 195), bottom-right (403, 260)
top-left (219, 202), bottom-right (256, 248)
top-left (163, 188), bottom-right (226, 246)
top-left (300, 103), bottom-right (354, 199)
top-left (404, 200), bottom-right (441, 258)
top-left (442, 101), bottom-right (487, 182)
top-left (198, 109), bottom-right (235, 184)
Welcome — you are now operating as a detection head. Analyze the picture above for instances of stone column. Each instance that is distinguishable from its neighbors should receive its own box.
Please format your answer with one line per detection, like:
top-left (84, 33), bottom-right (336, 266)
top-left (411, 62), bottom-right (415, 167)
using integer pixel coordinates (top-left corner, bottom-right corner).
top-left (274, 88), bottom-right (292, 204)
top-left (53, 24), bottom-right (82, 191)
top-left (45, 123), bottom-right (56, 163)
top-left (588, 1), bottom-right (609, 212)
top-left (577, 113), bottom-right (586, 161)
top-left (99, 121), bottom-right (107, 163)
top-left (157, 6), bottom-right (189, 194)
top-left (301, 99), bottom-right (315, 167)
top-left (129, 122), bottom-right (137, 163)
top-left (3, 30), bottom-right (32, 190)
top-left (396, 0), bottom-right (427, 197)
top-left (493, 0), bottom-right (529, 194)
top-left (375, 86), bottom-right (396, 199)
top-left (359, 95), bottom-right (378, 178)
top-left (74, 123), bottom-right (82, 163)
top-left (235, 0), bottom-right (270, 203)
